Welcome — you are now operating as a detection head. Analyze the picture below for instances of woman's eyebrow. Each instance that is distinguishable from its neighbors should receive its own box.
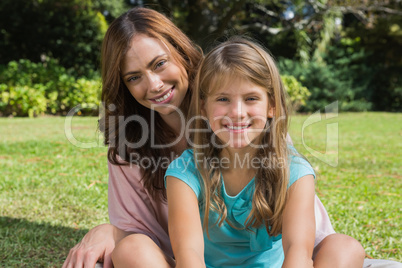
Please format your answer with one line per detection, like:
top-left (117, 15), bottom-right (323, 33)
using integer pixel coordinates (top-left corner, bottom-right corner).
top-left (122, 54), bottom-right (167, 77)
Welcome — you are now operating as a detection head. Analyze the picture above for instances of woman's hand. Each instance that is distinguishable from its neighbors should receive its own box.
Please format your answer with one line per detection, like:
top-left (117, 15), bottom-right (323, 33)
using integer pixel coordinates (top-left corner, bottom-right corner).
top-left (63, 223), bottom-right (128, 268)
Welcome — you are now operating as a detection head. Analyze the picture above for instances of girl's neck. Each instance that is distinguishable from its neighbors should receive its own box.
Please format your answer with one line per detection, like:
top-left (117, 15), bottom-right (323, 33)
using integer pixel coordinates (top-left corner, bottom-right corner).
top-left (220, 146), bottom-right (257, 196)
top-left (220, 146), bottom-right (257, 172)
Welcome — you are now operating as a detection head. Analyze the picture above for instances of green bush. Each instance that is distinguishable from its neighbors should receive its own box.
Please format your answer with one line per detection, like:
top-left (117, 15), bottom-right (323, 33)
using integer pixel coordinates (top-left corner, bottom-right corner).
top-left (0, 59), bottom-right (101, 117)
top-left (278, 58), bottom-right (372, 112)
top-left (0, 84), bottom-right (48, 117)
top-left (281, 74), bottom-right (311, 111)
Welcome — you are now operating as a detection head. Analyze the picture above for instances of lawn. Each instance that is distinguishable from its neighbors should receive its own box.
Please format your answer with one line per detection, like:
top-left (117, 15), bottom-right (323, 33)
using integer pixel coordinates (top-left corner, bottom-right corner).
top-left (0, 112), bottom-right (401, 267)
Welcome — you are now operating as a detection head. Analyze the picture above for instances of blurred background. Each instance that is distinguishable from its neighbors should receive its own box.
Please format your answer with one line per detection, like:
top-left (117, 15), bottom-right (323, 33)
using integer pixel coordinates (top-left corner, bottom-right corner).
top-left (0, 0), bottom-right (401, 116)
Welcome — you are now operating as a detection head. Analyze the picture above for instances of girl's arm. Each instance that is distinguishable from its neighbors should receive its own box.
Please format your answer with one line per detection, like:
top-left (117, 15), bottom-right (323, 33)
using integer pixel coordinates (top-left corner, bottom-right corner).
top-left (282, 174), bottom-right (316, 268)
top-left (166, 176), bottom-right (205, 268)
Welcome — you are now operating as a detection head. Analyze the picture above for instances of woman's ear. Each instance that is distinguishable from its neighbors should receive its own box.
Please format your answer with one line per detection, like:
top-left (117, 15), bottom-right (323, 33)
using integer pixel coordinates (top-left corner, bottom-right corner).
top-left (268, 105), bottom-right (275, 118)
top-left (200, 99), bottom-right (206, 116)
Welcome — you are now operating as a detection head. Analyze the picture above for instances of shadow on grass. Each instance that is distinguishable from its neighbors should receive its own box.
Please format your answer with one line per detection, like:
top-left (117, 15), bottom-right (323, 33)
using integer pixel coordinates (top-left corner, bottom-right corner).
top-left (0, 217), bottom-right (88, 267)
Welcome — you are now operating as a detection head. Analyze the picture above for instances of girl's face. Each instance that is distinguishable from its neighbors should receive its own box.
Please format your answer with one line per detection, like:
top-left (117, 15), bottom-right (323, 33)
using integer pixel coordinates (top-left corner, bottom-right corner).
top-left (202, 78), bottom-right (274, 150)
top-left (121, 34), bottom-right (189, 115)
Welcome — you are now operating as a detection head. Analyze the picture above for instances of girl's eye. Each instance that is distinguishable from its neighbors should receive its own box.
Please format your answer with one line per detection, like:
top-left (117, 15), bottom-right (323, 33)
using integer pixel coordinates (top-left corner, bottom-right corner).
top-left (155, 60), bottom-right (167, 69)
top-left (217, 97), bottom-right (228, 102)
top-left (246, 97), bottom-right (258, 101)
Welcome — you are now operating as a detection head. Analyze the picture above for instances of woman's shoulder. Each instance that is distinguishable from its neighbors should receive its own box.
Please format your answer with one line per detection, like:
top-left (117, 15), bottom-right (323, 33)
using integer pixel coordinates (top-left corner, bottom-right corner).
top-left (108, 155), bottom-right (143, 182)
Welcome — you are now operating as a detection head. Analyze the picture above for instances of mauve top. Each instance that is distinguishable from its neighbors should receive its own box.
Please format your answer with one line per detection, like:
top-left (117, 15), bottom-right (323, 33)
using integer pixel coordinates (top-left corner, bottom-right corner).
top-left (108, 160), bottom-right (173, 258)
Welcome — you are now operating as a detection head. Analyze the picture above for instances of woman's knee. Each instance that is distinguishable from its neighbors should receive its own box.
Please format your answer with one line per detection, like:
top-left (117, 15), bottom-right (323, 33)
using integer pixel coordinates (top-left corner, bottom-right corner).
top-left (111, 233), bottom-right (172, 268)
top-left (329, 234), bottom-right (365, 257)
top-left (314, 234), bottom-right (365, 268)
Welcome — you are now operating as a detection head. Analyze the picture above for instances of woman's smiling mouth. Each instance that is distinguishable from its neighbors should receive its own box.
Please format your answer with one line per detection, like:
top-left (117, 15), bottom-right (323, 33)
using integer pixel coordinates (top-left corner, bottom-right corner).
top-left (151, 87), bottom-right (174, 103)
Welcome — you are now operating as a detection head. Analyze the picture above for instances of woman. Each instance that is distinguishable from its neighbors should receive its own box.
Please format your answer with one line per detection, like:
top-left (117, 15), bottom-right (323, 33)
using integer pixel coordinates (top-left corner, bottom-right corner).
top-left (62, 7), bottom-right (365, 268)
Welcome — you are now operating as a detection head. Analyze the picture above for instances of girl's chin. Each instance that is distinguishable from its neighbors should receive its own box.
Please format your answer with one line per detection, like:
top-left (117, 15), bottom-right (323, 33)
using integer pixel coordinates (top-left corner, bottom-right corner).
top-left (227, 143), bottom-right (253, 150)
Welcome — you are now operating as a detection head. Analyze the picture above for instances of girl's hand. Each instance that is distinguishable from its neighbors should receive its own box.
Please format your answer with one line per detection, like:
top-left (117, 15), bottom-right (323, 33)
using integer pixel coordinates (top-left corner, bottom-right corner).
top-left (62, 223), bottom-right (128, 268)
top-left (282, 175), bottom-right (315, 268)
top-left (166, 176), bottom-right (205, 268)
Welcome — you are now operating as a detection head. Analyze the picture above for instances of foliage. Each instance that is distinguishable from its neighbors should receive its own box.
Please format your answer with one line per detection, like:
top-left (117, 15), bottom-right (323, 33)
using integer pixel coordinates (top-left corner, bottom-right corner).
top-left (133, 1), bottom-right (401, 112)
top-left (281, 74), bottom-right (311, 112)
top-left (0, 0), bottom-right (400, 113)
top-left (337, 0), bottom-right (402, 111)
top-left (278, 58), bottom-right (372, 112)
top-left (92, 0), bottom-right (130, 23)
top-left (0, 59), bottom-right (101, 117)
top-left (0, 0), bottom-right (108, 77)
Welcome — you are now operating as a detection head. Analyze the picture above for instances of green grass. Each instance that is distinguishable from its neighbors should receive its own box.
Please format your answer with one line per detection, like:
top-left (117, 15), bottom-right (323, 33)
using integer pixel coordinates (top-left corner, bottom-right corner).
top-left (289, 112), bottom-right (401, 261)
top-left (0, 112), bottom-right (401, 266)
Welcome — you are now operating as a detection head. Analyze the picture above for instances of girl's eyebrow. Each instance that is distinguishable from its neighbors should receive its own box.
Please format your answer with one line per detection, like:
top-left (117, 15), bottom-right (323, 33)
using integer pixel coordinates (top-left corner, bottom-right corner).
top-left (122, 54), bottom-right (167, 77)
top-left (211, 91), bottom-right (265, 97)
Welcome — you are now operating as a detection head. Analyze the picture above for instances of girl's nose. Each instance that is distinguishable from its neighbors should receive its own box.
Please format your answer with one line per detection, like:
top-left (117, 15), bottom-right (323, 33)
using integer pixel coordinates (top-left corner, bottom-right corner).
top-left (229, 101), bottom-right (246, 118)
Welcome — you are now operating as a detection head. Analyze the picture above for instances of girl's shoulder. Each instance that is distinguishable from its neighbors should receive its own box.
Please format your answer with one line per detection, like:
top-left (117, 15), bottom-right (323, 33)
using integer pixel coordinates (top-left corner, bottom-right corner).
top-left (170, 148), bottom-right (196, 170)
top-left (165, 148), bottom-right (199, 179)
top-left (165, 148), bottom-right (203, 198)
top-left (287, 145), bottom-right (316, 187)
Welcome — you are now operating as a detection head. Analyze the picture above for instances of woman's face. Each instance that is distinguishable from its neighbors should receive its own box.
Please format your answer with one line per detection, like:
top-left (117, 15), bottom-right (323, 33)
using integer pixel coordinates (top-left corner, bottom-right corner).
top-left (121, 34), bottom-right (189, 115)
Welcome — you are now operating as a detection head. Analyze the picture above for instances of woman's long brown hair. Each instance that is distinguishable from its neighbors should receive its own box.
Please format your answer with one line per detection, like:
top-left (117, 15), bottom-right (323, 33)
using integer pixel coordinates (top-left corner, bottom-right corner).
top-left (99, 7), bottom-right (202, 201)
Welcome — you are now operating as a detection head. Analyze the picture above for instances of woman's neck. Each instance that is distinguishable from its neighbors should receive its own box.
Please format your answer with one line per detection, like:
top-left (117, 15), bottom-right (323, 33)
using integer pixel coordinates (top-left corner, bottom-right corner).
top-left (159, 110), bottom-right (183, 132)
top-left (159, 111), bottom-right (187, 154)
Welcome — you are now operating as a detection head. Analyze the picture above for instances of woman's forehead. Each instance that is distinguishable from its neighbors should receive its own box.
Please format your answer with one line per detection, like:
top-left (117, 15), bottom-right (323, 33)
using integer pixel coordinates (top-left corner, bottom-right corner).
top-left (122, 34), bottom-right (173, 72)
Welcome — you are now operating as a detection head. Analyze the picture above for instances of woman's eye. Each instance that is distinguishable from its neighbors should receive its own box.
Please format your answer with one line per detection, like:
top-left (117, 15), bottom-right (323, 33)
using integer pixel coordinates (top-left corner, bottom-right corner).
top-left (217, 97), bottom-right (228, 102)
top-left (246, 97), bottom-right (258, 101)
top-left (155, 60), bottom-right (167, 69)
top-left (127, 76), bottom-right (140, 82)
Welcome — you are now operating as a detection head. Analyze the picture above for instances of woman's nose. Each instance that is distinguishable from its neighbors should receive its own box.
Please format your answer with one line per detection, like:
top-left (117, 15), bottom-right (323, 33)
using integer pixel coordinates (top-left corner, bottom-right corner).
top-left (148, 73), bottom-right (163, 93)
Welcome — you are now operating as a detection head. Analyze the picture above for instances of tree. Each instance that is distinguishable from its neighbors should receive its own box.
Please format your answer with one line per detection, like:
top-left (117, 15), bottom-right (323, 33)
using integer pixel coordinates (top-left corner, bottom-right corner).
top-left (0, 0), bottom-right (108, 76)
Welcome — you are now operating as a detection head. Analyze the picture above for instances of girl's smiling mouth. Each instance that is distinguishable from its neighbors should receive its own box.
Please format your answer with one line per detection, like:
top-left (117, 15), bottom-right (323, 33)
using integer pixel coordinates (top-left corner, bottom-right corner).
top-left (224, 123), bottom-right (251, 132)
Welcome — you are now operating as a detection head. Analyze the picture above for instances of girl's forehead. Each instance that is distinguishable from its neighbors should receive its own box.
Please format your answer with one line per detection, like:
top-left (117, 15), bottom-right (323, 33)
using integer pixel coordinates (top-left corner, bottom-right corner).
top-left (206, 74), bottom-right (244, 94)
top-left (206, 75), bottom-right (258, 95)
top-left (206, 77), bottom-right (269, 101)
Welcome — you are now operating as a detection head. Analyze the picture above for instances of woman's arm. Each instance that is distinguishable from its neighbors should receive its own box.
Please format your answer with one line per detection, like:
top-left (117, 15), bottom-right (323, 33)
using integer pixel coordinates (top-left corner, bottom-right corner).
top-left (282, 174), bottom-right (316, 268)
top-left (166, 176), bottom-right (205, 268)
top-left (62, 223), bottom-right (129, 268)
top-left (108, 160), bottom-right (173, 256)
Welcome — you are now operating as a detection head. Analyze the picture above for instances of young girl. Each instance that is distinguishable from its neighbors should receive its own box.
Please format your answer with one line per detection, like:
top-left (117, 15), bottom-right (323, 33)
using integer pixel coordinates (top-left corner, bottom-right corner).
top-left (165, 36), bottom-right (364, 268)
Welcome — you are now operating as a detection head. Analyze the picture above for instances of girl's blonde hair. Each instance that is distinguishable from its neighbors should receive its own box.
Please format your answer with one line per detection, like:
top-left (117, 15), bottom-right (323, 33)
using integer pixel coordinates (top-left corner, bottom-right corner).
top-left (188, 36), bottom-right (290, 236)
